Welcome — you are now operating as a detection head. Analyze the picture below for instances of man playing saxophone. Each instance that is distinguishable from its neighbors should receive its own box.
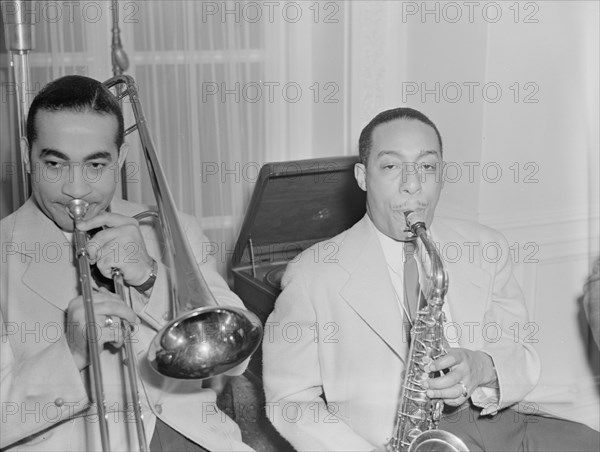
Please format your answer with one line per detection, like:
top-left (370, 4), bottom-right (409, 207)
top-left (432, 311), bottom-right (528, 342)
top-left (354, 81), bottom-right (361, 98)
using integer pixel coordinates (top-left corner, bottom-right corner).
top-left (262, 107), bottom-right (599, 451)
top-left (0, 75), bottom-right (254, 451)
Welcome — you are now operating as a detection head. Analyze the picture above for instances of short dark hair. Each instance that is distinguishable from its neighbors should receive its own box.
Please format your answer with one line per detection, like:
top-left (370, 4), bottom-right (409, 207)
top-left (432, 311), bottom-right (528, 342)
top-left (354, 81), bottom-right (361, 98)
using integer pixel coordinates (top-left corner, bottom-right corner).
top-left (26, 75), bottom-right (124, 148)
top-left (358, 107), bottom-right (443, 165)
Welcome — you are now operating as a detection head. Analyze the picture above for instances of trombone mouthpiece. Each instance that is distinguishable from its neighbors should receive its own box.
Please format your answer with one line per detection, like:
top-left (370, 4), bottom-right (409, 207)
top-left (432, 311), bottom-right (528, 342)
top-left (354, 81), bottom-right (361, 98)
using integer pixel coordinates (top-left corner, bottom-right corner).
top-left (66, 199), bottom-right (89, 221)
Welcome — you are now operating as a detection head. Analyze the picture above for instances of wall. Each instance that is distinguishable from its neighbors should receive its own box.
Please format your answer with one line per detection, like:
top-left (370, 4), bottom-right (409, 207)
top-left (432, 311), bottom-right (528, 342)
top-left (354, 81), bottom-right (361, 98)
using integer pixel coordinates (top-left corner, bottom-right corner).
top-left (286, 0), bottom-right (599, 430)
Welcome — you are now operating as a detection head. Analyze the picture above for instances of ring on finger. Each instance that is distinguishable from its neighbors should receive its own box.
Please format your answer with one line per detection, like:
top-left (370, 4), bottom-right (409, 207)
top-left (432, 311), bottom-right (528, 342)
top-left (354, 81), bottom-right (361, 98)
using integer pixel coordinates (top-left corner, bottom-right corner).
top-left (458, 381), bottom-right (468, 398)
top-left (104, 315), bottom-right (115, 328)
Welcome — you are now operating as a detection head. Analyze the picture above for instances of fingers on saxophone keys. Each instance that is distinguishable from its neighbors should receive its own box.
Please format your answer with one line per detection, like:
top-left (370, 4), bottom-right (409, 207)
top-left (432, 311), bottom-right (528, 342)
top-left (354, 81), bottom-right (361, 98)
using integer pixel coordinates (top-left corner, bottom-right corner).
top-left (442, 383), bottom-right (469, 407)
top-left (424, 375), bottom-right (467, 398)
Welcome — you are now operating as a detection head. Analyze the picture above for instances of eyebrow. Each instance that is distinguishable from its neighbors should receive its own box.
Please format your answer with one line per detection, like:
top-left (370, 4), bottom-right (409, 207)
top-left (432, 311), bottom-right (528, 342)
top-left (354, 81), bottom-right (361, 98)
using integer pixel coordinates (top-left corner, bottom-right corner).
top-left (376, 149), bottom-right (440, 159)
top-left (39, 148), bottom-right (113, 162)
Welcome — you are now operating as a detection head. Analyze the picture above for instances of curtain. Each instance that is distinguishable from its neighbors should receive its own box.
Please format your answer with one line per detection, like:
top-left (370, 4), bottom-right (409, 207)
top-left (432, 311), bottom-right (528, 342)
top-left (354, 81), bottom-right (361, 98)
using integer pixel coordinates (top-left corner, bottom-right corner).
top-left (123, 1), bottom-right (266, 278)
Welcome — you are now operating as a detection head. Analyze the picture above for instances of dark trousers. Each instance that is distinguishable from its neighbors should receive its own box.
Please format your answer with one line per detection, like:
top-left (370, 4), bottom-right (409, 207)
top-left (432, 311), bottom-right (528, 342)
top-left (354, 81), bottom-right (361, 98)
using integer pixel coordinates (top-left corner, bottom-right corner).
top-left (440, 404), bottom-right (600, 452)
top-left (150, 418), bottom-right (209, 452)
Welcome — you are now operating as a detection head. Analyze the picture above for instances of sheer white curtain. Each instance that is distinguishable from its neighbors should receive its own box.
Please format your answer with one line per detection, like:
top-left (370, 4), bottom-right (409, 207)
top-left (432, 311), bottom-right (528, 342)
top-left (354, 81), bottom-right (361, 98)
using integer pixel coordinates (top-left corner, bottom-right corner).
top-left (121, 1), bottom-right (267, 277)
top-left (1, 1), bottom-right (272, 278)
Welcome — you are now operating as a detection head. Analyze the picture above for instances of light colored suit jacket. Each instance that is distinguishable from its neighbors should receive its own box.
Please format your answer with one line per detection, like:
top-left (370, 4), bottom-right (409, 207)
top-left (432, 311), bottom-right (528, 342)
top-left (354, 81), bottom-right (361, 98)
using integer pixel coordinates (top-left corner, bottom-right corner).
top-left (1, 198), bottom-right (253, 451)
top-left (263, 215), bottom-right (540, 451)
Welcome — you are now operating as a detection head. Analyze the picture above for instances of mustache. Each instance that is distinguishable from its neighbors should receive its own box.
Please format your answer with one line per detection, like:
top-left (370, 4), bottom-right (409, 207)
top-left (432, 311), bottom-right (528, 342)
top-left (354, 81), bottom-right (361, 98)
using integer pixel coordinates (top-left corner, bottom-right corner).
top-left (394, 201), bottom-right (428, 212)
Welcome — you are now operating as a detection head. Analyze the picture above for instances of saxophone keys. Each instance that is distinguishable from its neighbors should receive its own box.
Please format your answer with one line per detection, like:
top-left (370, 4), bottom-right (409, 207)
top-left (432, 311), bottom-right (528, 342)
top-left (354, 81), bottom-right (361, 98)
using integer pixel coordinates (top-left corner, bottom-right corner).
top-left (408, 406), bottom-right (428, 422)
top-left (413, 371), bottom-right (429, 386)
top-left (411, 391), bottom-right (428, 404)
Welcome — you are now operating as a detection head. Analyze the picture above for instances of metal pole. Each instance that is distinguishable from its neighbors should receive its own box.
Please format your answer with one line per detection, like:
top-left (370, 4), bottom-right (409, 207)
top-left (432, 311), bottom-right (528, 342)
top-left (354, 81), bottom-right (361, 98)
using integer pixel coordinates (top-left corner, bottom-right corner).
top-left (110, 0), bottom-right (131, 200)
top-left (2, 0), bottom-right (34, 204)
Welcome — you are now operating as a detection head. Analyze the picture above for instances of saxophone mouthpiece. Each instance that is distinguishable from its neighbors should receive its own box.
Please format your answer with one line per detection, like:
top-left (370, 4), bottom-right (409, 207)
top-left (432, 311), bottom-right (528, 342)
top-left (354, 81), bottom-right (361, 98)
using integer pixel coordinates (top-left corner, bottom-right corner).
top-left (404, 210), bottom-right (426, 227)
top-left (404, 210), bottom-right (427, 237)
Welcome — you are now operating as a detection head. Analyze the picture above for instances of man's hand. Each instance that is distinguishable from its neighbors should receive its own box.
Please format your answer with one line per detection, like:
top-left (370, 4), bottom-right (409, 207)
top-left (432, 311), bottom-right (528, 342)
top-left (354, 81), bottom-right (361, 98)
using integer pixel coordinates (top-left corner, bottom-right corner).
top-left (77, 212), bottom-right (154, 287)
top-left (66, 288), bottom-right (139, 371)
top-left (422, 348), bottom-right (497, 406)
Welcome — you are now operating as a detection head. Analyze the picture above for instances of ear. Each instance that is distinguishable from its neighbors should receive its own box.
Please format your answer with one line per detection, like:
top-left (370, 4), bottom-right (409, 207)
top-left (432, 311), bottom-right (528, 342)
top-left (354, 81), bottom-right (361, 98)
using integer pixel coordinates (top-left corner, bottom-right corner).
top-left (354, 163), bottom-right (367, 192)
top-left (20, 137), bottom-right (31, 172)
top-left (117, 142), bottom-right (130, 169)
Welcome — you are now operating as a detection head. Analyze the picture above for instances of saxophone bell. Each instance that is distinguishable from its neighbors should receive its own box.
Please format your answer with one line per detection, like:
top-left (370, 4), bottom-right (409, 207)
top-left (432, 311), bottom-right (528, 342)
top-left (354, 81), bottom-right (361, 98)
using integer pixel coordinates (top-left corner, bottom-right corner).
top-left (407, 430), bottom-right (470, 452)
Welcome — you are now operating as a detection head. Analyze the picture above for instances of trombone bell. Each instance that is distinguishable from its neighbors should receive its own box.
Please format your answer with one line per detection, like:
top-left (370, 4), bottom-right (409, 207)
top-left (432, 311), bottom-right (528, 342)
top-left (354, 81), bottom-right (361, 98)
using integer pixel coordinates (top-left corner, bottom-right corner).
top-left (148, 307), bottom-right (262, 379)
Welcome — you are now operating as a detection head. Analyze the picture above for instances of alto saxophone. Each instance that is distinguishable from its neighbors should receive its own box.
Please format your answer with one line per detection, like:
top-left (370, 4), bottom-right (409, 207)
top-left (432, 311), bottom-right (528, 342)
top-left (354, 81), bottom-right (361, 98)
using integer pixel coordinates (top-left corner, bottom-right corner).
top-left (386, 211), bottom-right (468, 452)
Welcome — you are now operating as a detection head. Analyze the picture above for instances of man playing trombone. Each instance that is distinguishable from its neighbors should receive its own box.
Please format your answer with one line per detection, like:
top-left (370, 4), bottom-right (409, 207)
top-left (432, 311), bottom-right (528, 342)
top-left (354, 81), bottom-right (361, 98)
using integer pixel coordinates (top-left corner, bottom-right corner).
top-left (0, 75), bottom-right (255, 452)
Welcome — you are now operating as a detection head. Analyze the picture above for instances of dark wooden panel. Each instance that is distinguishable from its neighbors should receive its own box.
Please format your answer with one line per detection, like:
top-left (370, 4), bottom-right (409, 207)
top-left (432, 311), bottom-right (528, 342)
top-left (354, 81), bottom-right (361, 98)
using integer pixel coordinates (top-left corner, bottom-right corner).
top-left (232, 156), bottom-right (366, 385)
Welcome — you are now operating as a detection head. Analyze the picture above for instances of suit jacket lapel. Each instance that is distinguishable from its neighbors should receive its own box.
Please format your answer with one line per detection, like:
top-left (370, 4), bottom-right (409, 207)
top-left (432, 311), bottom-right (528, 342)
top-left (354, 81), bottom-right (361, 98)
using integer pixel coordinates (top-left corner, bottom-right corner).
top-left (430, 219), bottom-right (489, 332)
top-left (339, 216), bottom-right (406, 362)
top-left (15, 200), bottom-right (80, 311)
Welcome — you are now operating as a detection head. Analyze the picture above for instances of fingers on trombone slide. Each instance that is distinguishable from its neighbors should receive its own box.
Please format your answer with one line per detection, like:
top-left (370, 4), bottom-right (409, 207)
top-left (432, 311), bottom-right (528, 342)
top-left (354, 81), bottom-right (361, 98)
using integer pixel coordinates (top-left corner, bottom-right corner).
top-left (101, 314), bottom-right (125, 348)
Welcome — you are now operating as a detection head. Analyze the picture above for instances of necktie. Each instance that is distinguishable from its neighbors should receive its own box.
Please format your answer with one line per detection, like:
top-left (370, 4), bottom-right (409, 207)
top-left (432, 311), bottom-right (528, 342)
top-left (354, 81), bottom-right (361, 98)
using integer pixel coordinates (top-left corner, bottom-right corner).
top-left (403, 241), bottom-right (421, 322)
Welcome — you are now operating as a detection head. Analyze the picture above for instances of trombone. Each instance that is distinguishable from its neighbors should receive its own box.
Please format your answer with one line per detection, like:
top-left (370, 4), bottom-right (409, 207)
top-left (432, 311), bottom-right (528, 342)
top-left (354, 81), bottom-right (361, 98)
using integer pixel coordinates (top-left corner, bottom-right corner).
top-left (67, 198), bottom-right (147, 452)
top-left (105, 75), bottom-right (263, 380)
top-left (67, 75), bottom-right (263, 451)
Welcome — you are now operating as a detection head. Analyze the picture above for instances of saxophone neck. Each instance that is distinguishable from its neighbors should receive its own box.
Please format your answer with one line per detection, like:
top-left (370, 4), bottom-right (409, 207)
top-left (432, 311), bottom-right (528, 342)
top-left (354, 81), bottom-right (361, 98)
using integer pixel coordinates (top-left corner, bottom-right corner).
top-left (404, 211), bottom-right (448, 302)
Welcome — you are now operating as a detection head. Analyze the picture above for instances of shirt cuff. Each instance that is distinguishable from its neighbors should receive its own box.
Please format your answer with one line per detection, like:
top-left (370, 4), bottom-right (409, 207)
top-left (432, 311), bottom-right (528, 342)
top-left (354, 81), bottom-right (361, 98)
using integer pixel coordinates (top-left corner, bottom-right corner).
top-left (471, 386), bottom-right (501, 415)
